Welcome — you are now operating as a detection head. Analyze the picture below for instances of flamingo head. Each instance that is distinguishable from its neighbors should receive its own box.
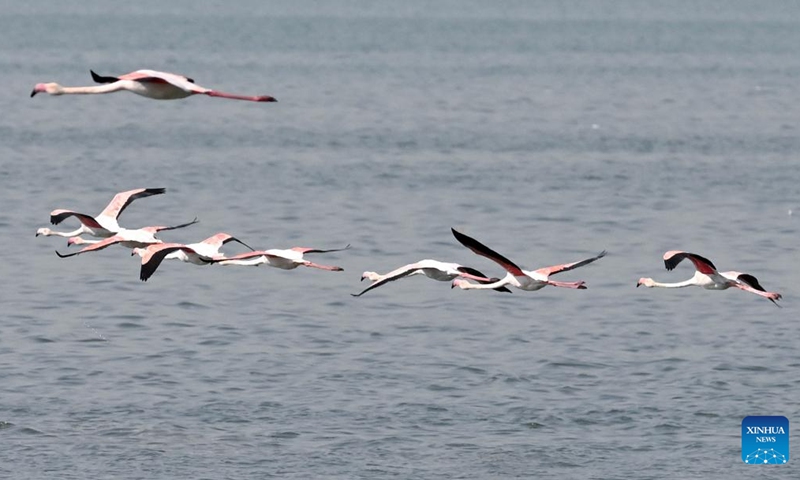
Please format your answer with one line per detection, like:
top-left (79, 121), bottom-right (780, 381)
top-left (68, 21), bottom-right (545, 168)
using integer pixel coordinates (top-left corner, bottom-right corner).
top-left (31, 83), bottom-right (63, 97)
top-left (131, 247), bottom-right (147, 258)
top-left (451, 278), bottom-right (470, 289)
top-left (361, 271), bottom-right (380, 282)
top-left (35, 227), bottom-right (51, 237)
top-left (67, 236), bottom-right (85, 247)
top-left (637, 277), bottom-right (655, 288)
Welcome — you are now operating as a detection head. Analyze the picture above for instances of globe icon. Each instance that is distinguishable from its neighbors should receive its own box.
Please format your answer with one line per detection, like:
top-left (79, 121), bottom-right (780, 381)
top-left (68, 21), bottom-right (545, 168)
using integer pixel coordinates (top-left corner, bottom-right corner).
top-left (744, 448), bottom-right (787, 464)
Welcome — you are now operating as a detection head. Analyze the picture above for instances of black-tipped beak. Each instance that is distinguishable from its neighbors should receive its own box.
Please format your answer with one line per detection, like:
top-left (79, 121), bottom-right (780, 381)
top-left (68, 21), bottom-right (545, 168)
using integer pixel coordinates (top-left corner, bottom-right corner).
top-left (360, 276), bottom-right (365, 282)
top-left (30, 90), bottom-right (37, 98)
top-left (35, 232), bottom-right (39, 237)
top-left (636, 282), bottom-right (641, 288)
top-left (451, 283), bottom-right (456, 289)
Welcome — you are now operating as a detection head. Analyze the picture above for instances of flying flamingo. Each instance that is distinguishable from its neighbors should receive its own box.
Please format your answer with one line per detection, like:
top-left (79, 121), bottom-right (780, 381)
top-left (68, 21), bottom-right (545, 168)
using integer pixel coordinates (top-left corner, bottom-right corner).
top-left (36, 187), bottom-right (166, 238)
top-left (449, 228), bottom-right (606, 292)
top-left (352, 259), bottom-right (512, 297)
top-left (636, 250), bottom-right (782, 306)
top-left (214, 244), bottom-right (350, 271)
top-left (31, 69), bottom-right (277, 102)
top-left (55, 218), bottom-right (198, 258)
top-left (131, 233), bottom-right (255, 281)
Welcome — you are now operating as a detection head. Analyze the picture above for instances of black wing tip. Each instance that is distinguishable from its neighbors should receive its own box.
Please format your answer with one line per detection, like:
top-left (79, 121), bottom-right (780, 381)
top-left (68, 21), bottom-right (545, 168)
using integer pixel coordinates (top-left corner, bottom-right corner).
top-left (737, 273), bottom-right (766, 292)
top-left (664, 252), bottom-right (716, 272)
top-left (90, 70), bottom-right (120, 84)
top-left (230, 237), bottom-right (256, 251)
top-left (55, 250), bottom-right (74, 258)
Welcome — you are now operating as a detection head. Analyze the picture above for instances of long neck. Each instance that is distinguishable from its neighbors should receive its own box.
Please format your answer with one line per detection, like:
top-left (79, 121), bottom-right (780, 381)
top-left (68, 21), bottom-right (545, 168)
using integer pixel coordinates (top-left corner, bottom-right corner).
top-left (48, 227), bottom-right (84, 237)
top-left (650, 278), bottom-right (697, 288)
top-left (59, 83), bottom-right (127, 95)
top-left (458, 278), bottom-right (510, 290)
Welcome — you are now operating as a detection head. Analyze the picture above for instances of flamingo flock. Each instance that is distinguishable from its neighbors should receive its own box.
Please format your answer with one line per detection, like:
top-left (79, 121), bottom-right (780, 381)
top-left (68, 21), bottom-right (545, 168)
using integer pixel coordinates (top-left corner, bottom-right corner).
top-left (30, 69), bottom-right (783, 307)
top-left (34, 187), bottom-right (782, 306)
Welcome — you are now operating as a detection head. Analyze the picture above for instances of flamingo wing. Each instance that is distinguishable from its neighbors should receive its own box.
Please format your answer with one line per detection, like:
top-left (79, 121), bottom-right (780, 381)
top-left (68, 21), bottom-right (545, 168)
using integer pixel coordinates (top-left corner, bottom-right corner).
top-left (535, 250), bottom-right (607, 277)
top-left (451, 228), bottom-right (525, 276)
top-left (456, 266), bottom-right (513, 293)
top-left (49, 209), bottom-right (104, 229)
top-left (200, 233), bottom-right (256, 252)
top-left (351, 266), bottom-right (419, 297)
top-left (56, 235), bottom-right (122, 258)
top-left (98, 187), bottom-right (166, 220)
top-left (90, 70), bottom-right (120, 84)
top-left (145, 217), bottom-right (199, 233)
top-left (663, 251), bottom-right (717, 274)
top-left (736, 273), bottom-right (768, 292)
top-left (122, 70), bottom-right (202, 92)
top-left (140, 244), bottom-right (211, 281)
top-left (291, 244), bottom-right (351, 255)
top-left (211, 250), bottom-right (269, 263)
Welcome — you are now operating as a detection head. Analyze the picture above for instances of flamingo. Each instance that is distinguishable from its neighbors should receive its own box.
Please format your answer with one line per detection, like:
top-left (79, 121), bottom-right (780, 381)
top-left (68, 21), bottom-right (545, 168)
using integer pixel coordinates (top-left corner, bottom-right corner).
top-left (214, 244), bottom-right (350, 271)
top-left (352, 259), bottom-right (512, 297)
top-left (31, 69), bottom-right (277, 102)
top-left (449, 228), bottom-right (606, 292)
top-left (55, 218), bottom-right (198, 258)
top-left (637, 250), bottom-right (782, 306)
top-left (131, 233), bottom-right (255, 281)
top-left (36, 187), bottom-right (166, 238)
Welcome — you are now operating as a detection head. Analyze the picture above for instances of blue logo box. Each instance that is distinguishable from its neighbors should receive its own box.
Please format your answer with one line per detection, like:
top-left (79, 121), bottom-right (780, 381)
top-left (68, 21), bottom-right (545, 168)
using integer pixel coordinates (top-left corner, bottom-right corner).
top-left (742, 416), bottom-right (789, 464)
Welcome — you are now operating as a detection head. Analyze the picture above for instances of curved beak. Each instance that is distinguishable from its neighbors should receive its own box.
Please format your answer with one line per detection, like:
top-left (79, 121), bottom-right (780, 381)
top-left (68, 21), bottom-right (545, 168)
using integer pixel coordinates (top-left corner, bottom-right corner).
top-left (30, 89), bottom-right (38, 98)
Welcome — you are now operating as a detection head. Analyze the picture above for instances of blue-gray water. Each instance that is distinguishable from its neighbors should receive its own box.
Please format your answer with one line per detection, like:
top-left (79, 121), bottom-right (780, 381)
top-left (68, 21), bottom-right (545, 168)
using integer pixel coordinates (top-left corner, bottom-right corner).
top-left (2, 1), bottom-right (799, 478)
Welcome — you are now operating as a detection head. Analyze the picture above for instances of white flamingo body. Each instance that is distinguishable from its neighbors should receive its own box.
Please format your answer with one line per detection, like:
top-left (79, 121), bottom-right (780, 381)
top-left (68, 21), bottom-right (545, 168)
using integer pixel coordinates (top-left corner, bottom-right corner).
top-left (55, 218), bottom-right (198, 258)
top-left (132, 233), bottom-right (254, 281)
top-left (637, 250), bottom-right (782, 306)
top-left (449, 228), bottom-right (606, 292)
top-left (216, 245), bottom-right (350, 271)
top-left (36, 187), bottom-right (166, 238)
top-left (31, 70), bottom-right (277, 102)
top-left (354, 259), bottom-right (511, 297)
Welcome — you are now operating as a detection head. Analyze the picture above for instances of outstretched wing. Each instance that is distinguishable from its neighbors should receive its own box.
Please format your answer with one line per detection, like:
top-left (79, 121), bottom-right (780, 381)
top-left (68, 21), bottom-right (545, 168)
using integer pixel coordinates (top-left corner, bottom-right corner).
top-left (291, 244), bottom-right (351, 255)
top-left (200, 233), bottom-right (255, 251)
top-left (536, 251), bottom-right (607, 277)
top-left (736, 273), bottom-right (767, 292)
top-left (139, 244), bottom-right (211, 282)
top-left (98, 188), bottom-right (166, 220)
top-left (451, 228), bottom-right (525, 276)
top-left (121, 70), bottom-right (201, 92)
top-left (210, 250), bottom-right (268, 263)
top-left (50, 209), bottom-right (104, 229)
top-left (663, 251), bottom-right (717, 274)
top-left (457, 266), bottom-right (513, 293)
top-left (351, 266), bottom-right (418, 297)
top-left (90, 70), bottom-right (120, 84)
top-left (145, 217), bottom-right (199, 233)
top-left (55, 235), bottom-right (122, 258)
